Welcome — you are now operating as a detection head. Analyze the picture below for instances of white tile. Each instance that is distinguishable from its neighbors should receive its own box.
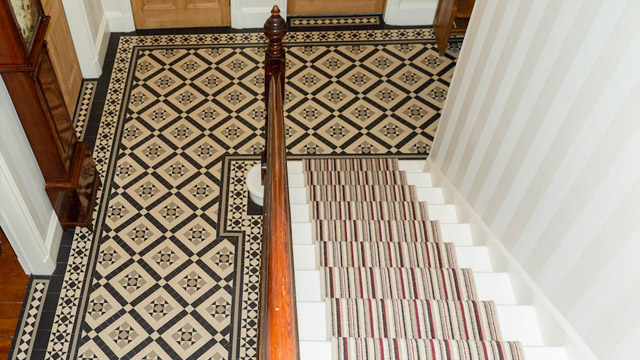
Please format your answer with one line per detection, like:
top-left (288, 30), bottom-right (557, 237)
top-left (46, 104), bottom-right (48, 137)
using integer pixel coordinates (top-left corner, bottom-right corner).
top-left (440, 223), bottom-right (474, 245)
top-left (454, 246), bottom-right (492, 272)
top-left (291, 204), bottom-right (311, 223)
top-left (293, 244), bottom-right (317, 270)
top-left (288, 161), bottom-right (303, 173)
top-left (289, 187), bottom-right (308, 204)
top-left (289, 173), bottom-right (305, 187)
top-left (522, 346), bottom-right (569, 360)
top-left (473, 272), bottom-right (517, 305)
top-left (300, 341), bottom-right (333, 360)
top-left (427, 204), bottom-right (458, 222)
top-left (297, 301), bottom-right (328, 341)
top-left (496, 305), bottom-right (545, 346)
top-left (415, 187), bottom-right (444, 204)
top-left (405, 172), bottom-right (433, 186)
top-left (295, 270), bottom-right (322, 301)
top-left (398, 160), bottom-right (427, 173)
top-left (292, 223), bottom-right (313, 244)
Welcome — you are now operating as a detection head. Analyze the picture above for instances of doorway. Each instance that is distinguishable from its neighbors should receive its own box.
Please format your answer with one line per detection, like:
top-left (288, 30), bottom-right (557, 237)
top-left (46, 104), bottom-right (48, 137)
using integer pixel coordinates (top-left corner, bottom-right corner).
top-left (131, 0), bottom-right (231, 29)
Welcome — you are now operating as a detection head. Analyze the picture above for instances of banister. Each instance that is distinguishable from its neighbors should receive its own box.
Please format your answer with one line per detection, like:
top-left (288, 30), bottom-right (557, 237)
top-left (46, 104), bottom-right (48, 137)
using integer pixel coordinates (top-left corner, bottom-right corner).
top-left (258, 6), bottom-right (299, 360)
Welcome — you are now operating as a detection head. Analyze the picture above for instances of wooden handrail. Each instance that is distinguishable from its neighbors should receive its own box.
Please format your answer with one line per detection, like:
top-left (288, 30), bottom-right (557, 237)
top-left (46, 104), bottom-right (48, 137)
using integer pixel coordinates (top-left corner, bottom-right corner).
top-left (258, 6), bottom-right (299, 360)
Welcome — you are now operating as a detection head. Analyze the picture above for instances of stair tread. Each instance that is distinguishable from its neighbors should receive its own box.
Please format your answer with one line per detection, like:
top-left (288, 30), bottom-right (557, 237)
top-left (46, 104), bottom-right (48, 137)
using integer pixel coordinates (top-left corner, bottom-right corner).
top-left (322, 267), bottom-right (477, 300)
top-left (311, 201), bottom-right (430, 220)
top-left (329, 338), bottom-right (524, 360)
top-left (308, 185), bottom-right (417, 202)
top-left (313, 219), bottom-right (442, 243)
top-left (305, 171), bottom-right (408, 185)
top-left (304, 158), bottom-right (399, 171)
top-left (318, 241), bottom-right (458, 268)
top-left (329, 298), bottom-right (503, 340)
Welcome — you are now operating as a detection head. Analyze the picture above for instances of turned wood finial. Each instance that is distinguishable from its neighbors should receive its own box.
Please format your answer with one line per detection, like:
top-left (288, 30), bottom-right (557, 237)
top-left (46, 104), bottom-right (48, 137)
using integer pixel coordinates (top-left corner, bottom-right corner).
top-left (264, 5), bottom-right (287, 60)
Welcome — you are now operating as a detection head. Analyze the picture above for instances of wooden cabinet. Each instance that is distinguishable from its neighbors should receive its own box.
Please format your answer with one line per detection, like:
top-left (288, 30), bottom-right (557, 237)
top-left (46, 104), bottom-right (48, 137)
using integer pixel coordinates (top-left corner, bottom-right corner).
top-left (433, 0), bottom-right (475, 55)
top-left (0, 0), bottom-right (99, 230)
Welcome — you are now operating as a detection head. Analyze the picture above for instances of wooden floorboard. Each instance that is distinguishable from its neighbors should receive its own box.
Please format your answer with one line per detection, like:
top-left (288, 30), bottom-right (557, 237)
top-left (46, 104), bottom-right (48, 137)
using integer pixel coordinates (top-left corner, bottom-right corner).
top-left (0, 227), bottom-right (28, 360)
top-left (0, 337), bottom-right (13, 358)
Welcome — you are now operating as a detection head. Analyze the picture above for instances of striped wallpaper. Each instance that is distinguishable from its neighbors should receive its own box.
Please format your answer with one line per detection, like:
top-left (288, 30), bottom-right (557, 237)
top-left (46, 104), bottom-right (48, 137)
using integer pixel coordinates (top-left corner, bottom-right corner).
top-left (431, 0), bottom-right (640, 359)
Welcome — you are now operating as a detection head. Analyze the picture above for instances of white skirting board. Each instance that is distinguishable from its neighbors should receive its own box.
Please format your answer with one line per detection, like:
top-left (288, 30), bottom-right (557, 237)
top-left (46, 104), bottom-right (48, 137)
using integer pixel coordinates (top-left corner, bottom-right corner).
top-left (425, 158), bottom-right (597, 360)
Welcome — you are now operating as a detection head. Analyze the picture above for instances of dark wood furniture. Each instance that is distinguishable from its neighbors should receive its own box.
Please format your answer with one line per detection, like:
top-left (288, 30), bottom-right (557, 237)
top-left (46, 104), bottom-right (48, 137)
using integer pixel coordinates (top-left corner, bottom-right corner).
top-left (433, 0), bottom-right (475, 55)
top-left (0, 0), bottom-right (100, 230)
top-left (0, 227), bottom-right (29, 359)
top-left (258, 6), bottom-right (300, 360)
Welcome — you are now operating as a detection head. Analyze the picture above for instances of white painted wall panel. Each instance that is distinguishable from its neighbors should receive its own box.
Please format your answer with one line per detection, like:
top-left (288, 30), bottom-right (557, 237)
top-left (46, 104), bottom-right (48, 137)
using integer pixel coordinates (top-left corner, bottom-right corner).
top-left (0, 79), bottom-right (61, 274)
top-left (431, 0), bottom-right (640, 359)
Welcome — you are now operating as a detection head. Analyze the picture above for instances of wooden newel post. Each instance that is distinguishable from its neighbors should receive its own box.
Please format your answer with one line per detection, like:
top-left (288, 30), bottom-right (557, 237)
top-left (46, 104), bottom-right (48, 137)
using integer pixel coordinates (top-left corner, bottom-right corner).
top-left (262, 5), bottom-right (287, 183)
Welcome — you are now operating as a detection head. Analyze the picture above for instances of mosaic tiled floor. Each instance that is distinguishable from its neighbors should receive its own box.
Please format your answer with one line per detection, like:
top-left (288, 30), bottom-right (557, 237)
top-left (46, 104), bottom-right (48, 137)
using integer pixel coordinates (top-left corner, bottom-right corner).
top-left (17, 28), bottom-right (460, 360)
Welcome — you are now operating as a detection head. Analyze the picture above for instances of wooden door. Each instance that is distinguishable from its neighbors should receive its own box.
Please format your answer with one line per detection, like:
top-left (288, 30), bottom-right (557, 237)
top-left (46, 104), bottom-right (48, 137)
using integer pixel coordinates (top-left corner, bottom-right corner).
top-left (41, 0), bottom-right (82, 119)
top-left (288, 0), bottom-right (386, 15)
top-left (131, 0), bottom-right (231, 29)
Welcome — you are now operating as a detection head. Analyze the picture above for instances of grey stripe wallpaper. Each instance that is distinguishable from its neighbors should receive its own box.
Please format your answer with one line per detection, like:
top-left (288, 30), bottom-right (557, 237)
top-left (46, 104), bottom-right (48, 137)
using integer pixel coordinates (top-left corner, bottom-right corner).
top-left (431, 0), bottom-right (640, 359)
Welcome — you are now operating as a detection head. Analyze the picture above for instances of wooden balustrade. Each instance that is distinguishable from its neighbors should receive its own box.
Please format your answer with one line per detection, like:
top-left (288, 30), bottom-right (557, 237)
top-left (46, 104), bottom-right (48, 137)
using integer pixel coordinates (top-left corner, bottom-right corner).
top-left (258, 6), bottom-right (300, 360)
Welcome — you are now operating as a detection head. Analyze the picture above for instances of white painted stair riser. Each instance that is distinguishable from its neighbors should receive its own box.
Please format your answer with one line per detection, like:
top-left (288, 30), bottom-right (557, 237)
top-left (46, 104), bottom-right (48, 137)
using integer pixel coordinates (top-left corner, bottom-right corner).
top-left (298, 341), bottom-right (568, 360)
top-left (285, 161), bottom-right (568, 360)
top-left (295, 300), bottom-right (544, 346)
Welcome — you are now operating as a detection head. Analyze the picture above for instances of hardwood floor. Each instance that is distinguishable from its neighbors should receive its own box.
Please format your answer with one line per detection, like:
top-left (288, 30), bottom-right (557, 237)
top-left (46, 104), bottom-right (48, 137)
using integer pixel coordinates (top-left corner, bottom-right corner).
top-left (0, 228), bottom-right (29, 360)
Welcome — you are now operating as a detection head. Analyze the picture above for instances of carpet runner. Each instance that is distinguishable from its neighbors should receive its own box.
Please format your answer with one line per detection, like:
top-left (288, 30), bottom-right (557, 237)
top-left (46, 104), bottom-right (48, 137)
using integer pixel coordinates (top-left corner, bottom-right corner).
top-left (303, 158), bottom-right (524, 360)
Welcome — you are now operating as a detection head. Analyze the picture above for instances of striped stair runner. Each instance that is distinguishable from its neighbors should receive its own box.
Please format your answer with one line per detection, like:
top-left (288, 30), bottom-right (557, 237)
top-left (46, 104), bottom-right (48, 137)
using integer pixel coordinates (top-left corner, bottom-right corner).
top-left (303, 158), bottom-right (525, 360)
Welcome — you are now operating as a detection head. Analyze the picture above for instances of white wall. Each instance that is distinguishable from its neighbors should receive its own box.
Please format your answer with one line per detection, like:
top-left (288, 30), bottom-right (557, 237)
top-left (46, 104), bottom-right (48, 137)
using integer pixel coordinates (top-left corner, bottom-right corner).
top-left (431, 0), bottom-right (640, 359)
top-left (384, 0), bottom-right (437, 26)
top-left (231, 0), bottom-right (287, 29)
top-left (101, 0), bottom-right (280, 30)
top-left (102, 0), bottom-right (136, 32)
top-left (59, 0), bottom-right (110, 78)
top-left (0, 79), bottom-right (62, 275)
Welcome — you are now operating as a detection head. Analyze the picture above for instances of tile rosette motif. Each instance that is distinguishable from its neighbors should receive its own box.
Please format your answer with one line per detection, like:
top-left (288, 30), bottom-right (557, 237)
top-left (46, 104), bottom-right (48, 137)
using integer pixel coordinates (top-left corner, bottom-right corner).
top-left (43, 29), bottom-right (459, 360)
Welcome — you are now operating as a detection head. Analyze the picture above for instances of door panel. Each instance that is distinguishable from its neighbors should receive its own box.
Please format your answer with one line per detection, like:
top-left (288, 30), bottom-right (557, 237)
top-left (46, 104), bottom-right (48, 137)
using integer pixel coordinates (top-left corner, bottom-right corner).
top-left (288, 0), bottom-right (386, 15)
top-left (41, 0), bottom-right (82, 119)
top-left (132, 0), bottom-right (230, 29)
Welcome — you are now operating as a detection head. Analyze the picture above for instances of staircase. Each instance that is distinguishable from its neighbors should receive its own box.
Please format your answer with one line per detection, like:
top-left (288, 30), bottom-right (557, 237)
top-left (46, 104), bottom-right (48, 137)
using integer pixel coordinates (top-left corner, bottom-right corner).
top-left (287, 158), bottom-right (569, 360)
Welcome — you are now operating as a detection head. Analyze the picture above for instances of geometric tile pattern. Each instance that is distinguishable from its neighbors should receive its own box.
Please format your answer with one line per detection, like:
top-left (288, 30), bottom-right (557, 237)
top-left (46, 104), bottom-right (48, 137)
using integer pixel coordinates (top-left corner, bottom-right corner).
top-left (42, 28), bottom-right (460, 360)
top-left (73, 80), bottom-right (97, 140)
top-left (290, 15), bottom-right (382, 27)
top-left (10, 280), bottom-right (49, 360)
top-left (217, 158), bottom-right (262, 360)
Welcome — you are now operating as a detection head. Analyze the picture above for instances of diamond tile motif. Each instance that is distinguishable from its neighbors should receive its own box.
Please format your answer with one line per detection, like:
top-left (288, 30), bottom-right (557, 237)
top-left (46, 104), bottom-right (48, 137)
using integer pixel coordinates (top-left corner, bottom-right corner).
top-left (72, 80), bottom-right (97, 140)
top-left (10, 280), bottom-right (48, 360)
top-left (36, 28), bottom-right (460, 360)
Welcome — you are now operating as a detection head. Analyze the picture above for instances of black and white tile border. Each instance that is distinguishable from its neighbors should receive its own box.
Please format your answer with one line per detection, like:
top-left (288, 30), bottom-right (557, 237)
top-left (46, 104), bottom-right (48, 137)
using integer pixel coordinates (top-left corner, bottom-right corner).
top-left (72, 81), bottom-right (97, 140)
top-left (10, 280), bottom-right (49, 360)
top-left (290, 15), bottom-right (382, 28)
top-left (43, 28), bottom-right (452, 360)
